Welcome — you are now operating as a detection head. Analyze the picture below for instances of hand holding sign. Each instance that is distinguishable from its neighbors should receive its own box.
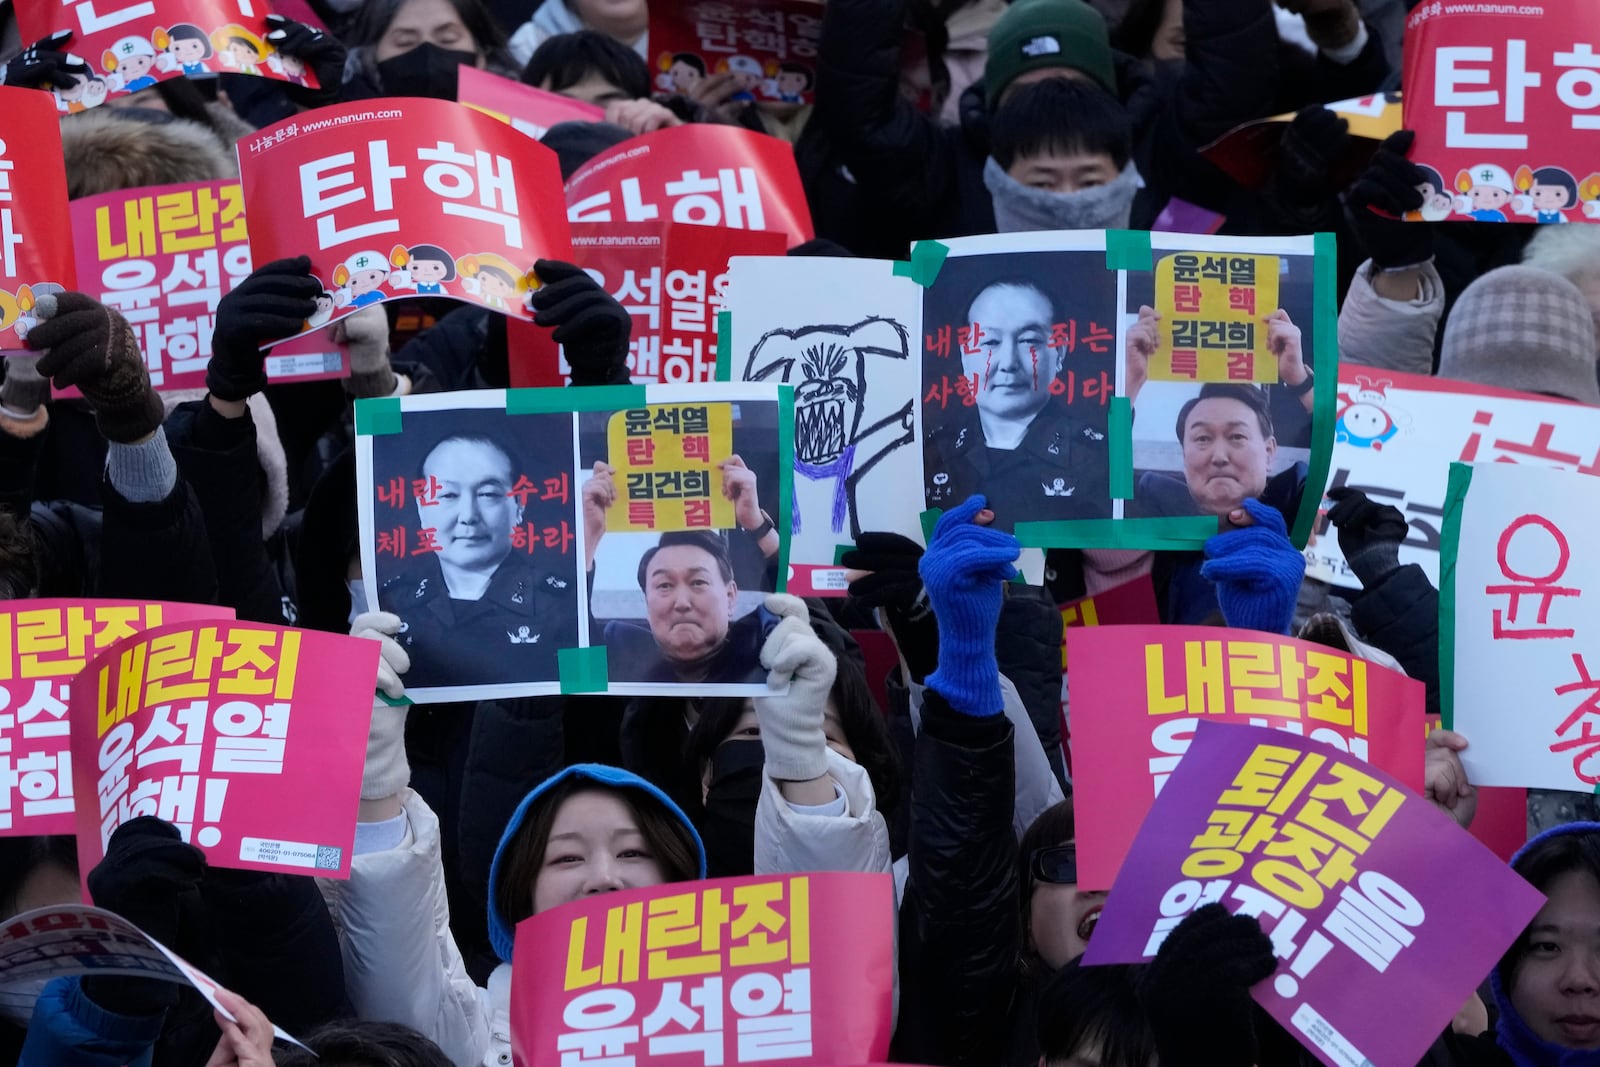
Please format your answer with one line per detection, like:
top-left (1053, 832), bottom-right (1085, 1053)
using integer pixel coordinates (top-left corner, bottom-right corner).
top-left (1425, 728), bottom-right (1476, 829)
top-left (1125, 304), bottom-right (1159, 403)
top-left (1140, 903), bottom-right (1277, 1067)
top-left (204, 987), bottom-right (279, 1067)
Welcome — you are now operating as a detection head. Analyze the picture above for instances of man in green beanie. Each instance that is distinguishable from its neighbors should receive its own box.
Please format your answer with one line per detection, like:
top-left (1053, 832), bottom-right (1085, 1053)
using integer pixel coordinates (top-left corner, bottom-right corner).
top-left (983, 0), bottom-right (1118, 107)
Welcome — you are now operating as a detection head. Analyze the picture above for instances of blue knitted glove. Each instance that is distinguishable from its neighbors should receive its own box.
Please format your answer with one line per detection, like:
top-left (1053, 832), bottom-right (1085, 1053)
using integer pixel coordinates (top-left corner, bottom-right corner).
top-left (919, 495), bottom-right (1019, 717)
top-left (1201, 498), bottom-right (1306, 635)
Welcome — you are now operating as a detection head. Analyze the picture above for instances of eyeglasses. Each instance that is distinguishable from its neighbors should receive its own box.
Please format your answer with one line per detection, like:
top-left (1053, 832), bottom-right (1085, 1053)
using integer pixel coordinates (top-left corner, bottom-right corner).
top-left (1030, 843), bottom-right (1077, 885)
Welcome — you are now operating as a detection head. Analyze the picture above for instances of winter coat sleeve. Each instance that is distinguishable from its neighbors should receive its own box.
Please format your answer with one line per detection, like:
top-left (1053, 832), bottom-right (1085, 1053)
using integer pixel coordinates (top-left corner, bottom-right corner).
top-left (1337, 258), bottom-right (1444, 376)
top-left (1164, 0), bottom-right (1283, 154)
top-left (18, 977), bottom-right (162, 1067)
top-left (754, 747), bottom-right (893, 878)
top-left (996, 587), bottom-right (1069, 790)
top-left (1348, 563), bottom-right (1440, 718)
top-left (96, 475), bottom-right (219, 605)
top-left (319, 789), bottom-right (489, 1067)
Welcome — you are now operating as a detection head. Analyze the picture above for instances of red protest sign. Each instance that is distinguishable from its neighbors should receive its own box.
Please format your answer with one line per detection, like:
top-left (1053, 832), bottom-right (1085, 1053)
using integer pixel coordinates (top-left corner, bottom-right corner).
top-left (458, 65), bottom-right (604, 139)
top-left (1403, 2), bottom-right (1600, 224)
top-left (566, 124), bottom-right (814, 248)
top-left (238, 98), bottom-right (573, 344)
top-left (649, 1), bottom-right (823, 106)
top-left (16, 0), bottom-right (319, 111)
top-left (68, 179), bottom-right (347, 392)
top-left (69, 620), bottom-right (379, 879)
top-left (1068, 625), bottom-right (1424, 890)
top-left (0, 600), bottom-right (233, 837)
top-left (0, 87), bottom-right (75, 354)
top-left (511, 873), bottom-right (895, 1067)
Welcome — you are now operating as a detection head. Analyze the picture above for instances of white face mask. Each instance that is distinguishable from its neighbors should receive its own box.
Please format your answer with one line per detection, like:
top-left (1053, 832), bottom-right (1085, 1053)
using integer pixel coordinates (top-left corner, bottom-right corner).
top-left (347, 578), bottom-right (367, 627)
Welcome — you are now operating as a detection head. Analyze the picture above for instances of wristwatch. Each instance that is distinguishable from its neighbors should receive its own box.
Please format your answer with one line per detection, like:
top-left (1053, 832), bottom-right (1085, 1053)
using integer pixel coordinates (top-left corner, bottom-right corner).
top-left (744, 510), bottom-right (775, 539)
top-left (1285, 370), bottom-right (1316, 397)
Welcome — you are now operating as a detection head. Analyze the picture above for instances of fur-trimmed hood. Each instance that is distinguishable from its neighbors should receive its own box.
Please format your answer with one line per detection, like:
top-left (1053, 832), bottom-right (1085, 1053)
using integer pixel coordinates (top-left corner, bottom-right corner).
top-left (61, 110), bottom-right (237, 199)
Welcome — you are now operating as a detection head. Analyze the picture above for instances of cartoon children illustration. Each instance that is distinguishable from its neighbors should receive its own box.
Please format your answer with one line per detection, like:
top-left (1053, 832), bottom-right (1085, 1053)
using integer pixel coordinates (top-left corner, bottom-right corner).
top-left (307, 289), bottom-right (336, 329)
top-left (772, 62), bottom-right (813, 103)
top-left (1406, 164), bottom-right (1454, 222)
top-left (388, 244), bottom-right (456, 296)
top-left (1512, 165), bottom-right (1578, 224)
top-left (55, 71), bottom-right (109, 113)
top-left (1453, 163), bottom-right (1514, 222)
top-left (724, 55), bottom-right (764, 102)
top-left (212, 27), bottom-right (266, 76)
top-left (103, 36), bottom-right (159, 93)
top-left (266, 49), bottom-right (309, 85)
top-left (456, 253), bottom-right (529, 311)
top-left (1582, 173), bottom-right (1600, 220)
top-left (333, 251), bottom-right (392, 308)
top-left (658, 52), bottom-right (705, 94)
top-left (11, 283), bottom-right (62, 343)
top-left (159, 24), bottom-right (213, 76)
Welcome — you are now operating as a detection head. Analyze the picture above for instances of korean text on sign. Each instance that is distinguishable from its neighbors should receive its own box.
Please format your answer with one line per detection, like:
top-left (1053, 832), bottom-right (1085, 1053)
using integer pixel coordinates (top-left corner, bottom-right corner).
top-left (607, 404), bottom-right (736, 533)
top-left (651, 2), bottom-right (824, 106)
top-left (1151, 252), bottom-right (1279, 383)
top-left (372, 463), bottom-right (574, 560)
top-left (922, 315), bottom-right (1114, 411)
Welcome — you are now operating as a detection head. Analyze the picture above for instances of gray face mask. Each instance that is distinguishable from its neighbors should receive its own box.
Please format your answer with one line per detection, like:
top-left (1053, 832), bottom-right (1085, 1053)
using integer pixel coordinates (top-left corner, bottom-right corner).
top-left (983, 157), bottom-right (1142, 233)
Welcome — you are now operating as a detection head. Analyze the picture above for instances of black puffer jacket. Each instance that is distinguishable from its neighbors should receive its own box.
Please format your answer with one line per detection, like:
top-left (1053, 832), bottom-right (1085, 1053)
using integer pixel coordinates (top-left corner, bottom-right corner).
top-left (1347, 562), bottom-right (1440, 718)
top-left (998, 585), bottom-right (1068, 789)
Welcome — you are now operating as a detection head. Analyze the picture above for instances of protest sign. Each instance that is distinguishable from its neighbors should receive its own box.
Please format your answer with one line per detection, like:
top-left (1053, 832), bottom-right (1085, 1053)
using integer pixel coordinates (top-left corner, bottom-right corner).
top-left (1068, 624), bottom-right (1422, 889)
top-left (1424, 714), bottom-right (1526, 863)
top-left (649, 1), bottom-right (823, 106)
top-left (1083, 721), bottom-right (1543, 1067)
top-left (1148, 251), bottom-right (1279, 384)
top-left (68, 179), bottom-right (346, 391)
top-left (0, 599), bottom-right (233, 837)
top-left (16, 0), bottom-right (318, 110)
top-left (728, 255), bottom-right (923, 595)
top-left (355, 383), bottom-right (792, 701)
top-left (1202, 92), bottom-right (1402, 191)
top-left (237, 98), bottom-right (572, 342)
top-left (566, 124), bottom-right (814, 249)
top-left (1403, 2), bottom-right (1600, 224)
top-left (1304, 365), bottom-right (1600, 590)
top-left (510, 872), bottom-right (895, 1067)
top-left (458, 64), bottom-right (605, 139)
top-left (1441, 461), bottom-right (1600, 791)
top-left (1058, 575), bottom-right (1161, 777)
top-left (0, 87), bottom-right (75, 356)
top-left (69, 620), bottom-right (377, 879)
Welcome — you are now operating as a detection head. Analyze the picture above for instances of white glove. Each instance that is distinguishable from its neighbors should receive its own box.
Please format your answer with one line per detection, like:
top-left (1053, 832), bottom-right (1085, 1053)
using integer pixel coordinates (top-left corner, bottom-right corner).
top-left (352, 611), bottom-right (411, 799)
top-left (755, 594), bottom-right (835, 782)
top-left (351, 610), bottom-right (409, 700)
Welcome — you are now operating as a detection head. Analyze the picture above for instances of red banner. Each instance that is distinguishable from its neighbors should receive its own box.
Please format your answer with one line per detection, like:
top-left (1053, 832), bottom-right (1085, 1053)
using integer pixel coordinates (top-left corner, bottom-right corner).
top-left (458, 65), bottom-right (605, 139)
top-left (238, 98), bottom-right (573, 343)
top-left (70, 620), bottom-right (378, 879)
top-left (511, 873), bottom-right (895, 1067)
top-left (68, 179), bottom-right (347, 392)
top-left (16, 0), bottom-right (319, 111)
top-left (649, 1), bottom-right (823, 106)
top-left (1404, 2), bottom-right (1600, 223)
top-left (565, 124), bottom-right (814, 249)
top-left (0, 87), bottom-right (76, 355)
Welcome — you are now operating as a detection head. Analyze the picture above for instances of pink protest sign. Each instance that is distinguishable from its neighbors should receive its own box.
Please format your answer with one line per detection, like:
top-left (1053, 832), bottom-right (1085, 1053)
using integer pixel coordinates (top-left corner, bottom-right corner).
top-left (1082, 721), bottom-right (1543, 1067)
top-left (1068, 624), bottom-right (1423, 890)
top-left (0, 599), bottom-right (232, 838)
top-left (68, 620), bottom-right (377, 879)
top-left (511, 873), bottom-right (895, 1067)
top-left (457, 65), bottom-right (604, 139)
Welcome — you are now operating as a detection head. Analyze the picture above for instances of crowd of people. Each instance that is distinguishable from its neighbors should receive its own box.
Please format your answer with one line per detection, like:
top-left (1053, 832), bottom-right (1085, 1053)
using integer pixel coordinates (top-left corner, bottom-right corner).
top-left (1, 0), bottom-right (1598, 1064)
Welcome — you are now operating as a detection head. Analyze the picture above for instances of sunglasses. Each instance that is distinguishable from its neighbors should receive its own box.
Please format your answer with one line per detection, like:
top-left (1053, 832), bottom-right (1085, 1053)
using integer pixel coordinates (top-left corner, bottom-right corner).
top-left (1030, 843), bottom-right (1077, 885)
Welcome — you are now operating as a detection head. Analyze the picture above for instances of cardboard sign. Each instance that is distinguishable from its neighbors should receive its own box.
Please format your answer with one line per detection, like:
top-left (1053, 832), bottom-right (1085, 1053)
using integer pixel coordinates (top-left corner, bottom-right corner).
top-left (566, 124), bottom-right (814, 249)
top-left (16, 0), bottom-right (318, 111)
top-left (1425, 713), bottom-right (1526, 863)
top-left (68, 179), bottom-right (346, 391)
top-left (1083, 721), bottom-right (1544, 1067)
top-left (0, 87), bottom-right (75, 355)
top-left (0, 600), bottom-right (232, 837)
top-left (1404, 2), bottom-right (1600, 224)
top-left (238, 98), bottom-right (573, 343)
top-left (355, 384), bottom-right (792, 702)
top-left (457, 65), bottom-right (605, 139)
top-left (1069, 624), bottom-right (1423, 889)
top-left (1305, 366), bottom-right (1599, 591)
top-left (69, 620), bottom-right (378, 879)
top-left (1150, 252), bottom-right (1279, 383)
top-left (649, 0), bottom-right (824, 106)
top-left (510, 873), bottom-right (895, 1067)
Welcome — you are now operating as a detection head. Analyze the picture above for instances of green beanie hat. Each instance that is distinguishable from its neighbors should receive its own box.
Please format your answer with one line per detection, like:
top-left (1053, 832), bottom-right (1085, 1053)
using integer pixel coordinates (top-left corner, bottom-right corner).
top-left (984, 0), bottom-right (1116, 107)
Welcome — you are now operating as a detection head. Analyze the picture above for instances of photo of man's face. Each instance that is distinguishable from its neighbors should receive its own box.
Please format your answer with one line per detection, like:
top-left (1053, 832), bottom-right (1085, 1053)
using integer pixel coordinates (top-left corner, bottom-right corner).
top-left (644, 543), bottom-right (737, 664)
top-left (420, 437), bottom-right (522, 574)
top-left (1180, 396), bottom-right (1277, 515)
top-left (961, 282), bottom-right (1062, 431)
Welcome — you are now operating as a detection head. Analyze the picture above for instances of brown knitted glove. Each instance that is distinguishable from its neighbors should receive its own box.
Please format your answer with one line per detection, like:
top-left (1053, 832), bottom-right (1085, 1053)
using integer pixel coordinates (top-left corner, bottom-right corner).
top-left (28, 292), bottom-right (164, 443)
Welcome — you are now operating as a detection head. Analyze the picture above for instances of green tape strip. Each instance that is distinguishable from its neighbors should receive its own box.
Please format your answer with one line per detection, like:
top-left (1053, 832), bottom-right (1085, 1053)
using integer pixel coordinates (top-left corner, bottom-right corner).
top-left (891, 240), bottom-right (950, 288)
top-left (1109, 396), bottom-right (1133, 500)
top-left (919, 508), bottom-right (943, 545)
top-left (558, 646), bottom-right (609, 694)
top-left (354, 396), bottom-right (402, 436)
top-left (376, 691), bottom-right (413, 707)
top-left (1291, 231), bottom-right (1341, 550)
top-left (775, 384), bottom-right (794, 594)
top-left (1437, 462), bottom-right (1473, 731)
top-left (505, 385), bottom-right (647, 414)
top-left (1013, 515), bottom-right (1218, 550)
top-left (1104, 230), bottom-right (1153, 271)
top-left (715, 310), bottom-right (733, 382)
top-left (833, 544), bottom-right (853, 565)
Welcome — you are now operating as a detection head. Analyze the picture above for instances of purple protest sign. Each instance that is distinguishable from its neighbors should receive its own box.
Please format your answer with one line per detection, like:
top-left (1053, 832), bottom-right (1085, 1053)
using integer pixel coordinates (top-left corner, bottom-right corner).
top-left (1082, 721), bottom-right (1542, 1067)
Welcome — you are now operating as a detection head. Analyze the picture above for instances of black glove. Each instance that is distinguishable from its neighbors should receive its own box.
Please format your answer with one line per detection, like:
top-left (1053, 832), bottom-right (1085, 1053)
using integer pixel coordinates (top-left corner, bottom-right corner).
top-left (842, 532), bottom-right (940, 684)
top-left (530, 258), bottom-right (632, 386)
top-left (1325, 485), bottom-right (1408, 586)
top-left (0, 31), bottom-right (89, 90)
top-left (1344, 130), bottom-right (1434, 270)
top-left (209, 256), bottom-right (321, 401)
top-left (1273, 105), bottom-right (1352, 208)
top-left (263, 15), bottom-right (345, 109)
top-left (1139, 903), bottom-right (1277, 1067)
top-left (29, 292), bottom-right (165, 444)
top-left (84, 817), bottom-right (208, 1017)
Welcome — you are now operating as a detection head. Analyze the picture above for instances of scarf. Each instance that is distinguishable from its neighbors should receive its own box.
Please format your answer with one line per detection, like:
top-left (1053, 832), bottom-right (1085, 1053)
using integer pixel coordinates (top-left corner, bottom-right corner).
top-left (792, 445), bottom-right (855, 535)
top-left (983, 156), bottom-right (1141, 234)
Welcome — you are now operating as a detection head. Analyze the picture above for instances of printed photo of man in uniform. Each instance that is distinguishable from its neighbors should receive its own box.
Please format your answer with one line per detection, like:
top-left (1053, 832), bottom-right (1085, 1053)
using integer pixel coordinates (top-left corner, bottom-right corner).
top-left (377, 430), bottom-right (577, 688)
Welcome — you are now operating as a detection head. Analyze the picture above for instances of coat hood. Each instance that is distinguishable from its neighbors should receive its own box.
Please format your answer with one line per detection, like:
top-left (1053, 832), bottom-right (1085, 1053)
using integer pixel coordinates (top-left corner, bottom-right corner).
top-left (486, 763), bottom-right (706, 963)
top-left (61, 111), bottom-right (236, 199)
